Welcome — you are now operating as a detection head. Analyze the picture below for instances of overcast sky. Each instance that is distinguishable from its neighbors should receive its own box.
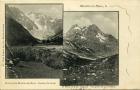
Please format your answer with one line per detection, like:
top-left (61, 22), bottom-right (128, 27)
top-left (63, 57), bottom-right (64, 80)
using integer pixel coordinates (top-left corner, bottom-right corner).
top-left (64, 12), bottom-right (118, 39)
top-left (8, 4), bottom-right (63, 19)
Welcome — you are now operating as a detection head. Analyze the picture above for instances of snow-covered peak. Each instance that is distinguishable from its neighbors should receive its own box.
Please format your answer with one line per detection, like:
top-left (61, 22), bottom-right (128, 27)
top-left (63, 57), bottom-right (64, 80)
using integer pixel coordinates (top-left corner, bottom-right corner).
top-left (26, 12), bottom-right (59, 40)
top-left (27, 12), bottom-right (47, 30)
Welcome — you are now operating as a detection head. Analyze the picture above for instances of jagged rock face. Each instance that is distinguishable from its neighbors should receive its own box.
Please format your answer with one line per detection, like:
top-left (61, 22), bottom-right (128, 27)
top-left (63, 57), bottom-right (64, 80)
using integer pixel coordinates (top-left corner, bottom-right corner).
top-left (64, 24), bottom-right (118, 58)
top-left (26, 12), bottom-right (63, 40)
top-left (6, 5), bottom-right (63, 40)
top-left (5, 17), bottom-right (38, 46)
top-left (6, 6), bottom-right (38, 31)
top-left (5, 6), bottom-right (39, 46)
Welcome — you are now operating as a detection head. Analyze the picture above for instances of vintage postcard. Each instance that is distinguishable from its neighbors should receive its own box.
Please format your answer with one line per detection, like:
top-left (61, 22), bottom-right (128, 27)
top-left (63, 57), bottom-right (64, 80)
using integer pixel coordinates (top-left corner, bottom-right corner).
top-left (0, 0), bottom-right (140, 90)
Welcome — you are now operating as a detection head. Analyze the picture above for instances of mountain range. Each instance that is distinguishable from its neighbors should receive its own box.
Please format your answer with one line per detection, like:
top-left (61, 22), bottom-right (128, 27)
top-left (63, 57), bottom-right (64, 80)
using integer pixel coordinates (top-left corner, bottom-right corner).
top-left (64, 24), bottom-right (118, 58)
top-left (6, 5), bottom-right (118, 58)
top-left (6, 5), bottom-right (63, 46)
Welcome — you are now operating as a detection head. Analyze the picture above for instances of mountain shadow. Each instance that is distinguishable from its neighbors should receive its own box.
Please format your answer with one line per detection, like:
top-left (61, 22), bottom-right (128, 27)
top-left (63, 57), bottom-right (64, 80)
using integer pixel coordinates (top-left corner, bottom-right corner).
top-left (5, 17), bottom-right (38, 46)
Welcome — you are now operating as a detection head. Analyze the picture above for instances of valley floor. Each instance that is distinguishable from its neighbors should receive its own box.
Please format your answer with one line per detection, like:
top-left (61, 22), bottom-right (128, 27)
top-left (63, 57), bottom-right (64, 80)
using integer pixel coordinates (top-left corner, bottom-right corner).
top-left (61, 54), bottom-right (119, 85)
top-left (6, 61), bottom-right (63, 78)
top-left (6, 46), bottom-right (119, 85)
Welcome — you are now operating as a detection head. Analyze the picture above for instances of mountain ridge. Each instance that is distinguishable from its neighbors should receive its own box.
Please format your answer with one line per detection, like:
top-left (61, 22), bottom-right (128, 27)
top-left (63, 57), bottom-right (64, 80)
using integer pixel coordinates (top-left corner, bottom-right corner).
top-left (64, 24), bottom-right (118, 58)
top-left (6, 6), bottom-right (63, 41)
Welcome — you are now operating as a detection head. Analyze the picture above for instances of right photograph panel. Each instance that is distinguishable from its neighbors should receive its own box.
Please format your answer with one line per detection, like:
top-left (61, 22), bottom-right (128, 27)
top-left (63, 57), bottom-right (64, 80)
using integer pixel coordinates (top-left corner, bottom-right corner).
top-left (61, 11), bottom-right (119, 85)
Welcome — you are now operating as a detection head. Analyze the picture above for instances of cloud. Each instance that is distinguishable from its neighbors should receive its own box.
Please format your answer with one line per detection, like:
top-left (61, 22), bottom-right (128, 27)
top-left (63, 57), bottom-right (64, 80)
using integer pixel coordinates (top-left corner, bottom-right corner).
top-left (64, 12), bottom-right (118, 39)
top-left (75, 17), bottom-right (92, 26)
top-left (9, 5), bottom-right (62, 19)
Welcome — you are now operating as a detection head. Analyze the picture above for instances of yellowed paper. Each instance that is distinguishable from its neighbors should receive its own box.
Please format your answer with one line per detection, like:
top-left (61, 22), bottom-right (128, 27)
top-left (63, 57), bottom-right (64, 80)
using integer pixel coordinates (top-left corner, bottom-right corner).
top-left (0, 0), bottom-right (140, 89)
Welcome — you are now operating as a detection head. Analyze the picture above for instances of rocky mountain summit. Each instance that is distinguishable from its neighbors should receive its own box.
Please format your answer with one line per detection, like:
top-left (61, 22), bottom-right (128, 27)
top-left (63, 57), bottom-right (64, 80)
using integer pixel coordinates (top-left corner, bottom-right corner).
top-left (64, 24), bottom-right (118, 58)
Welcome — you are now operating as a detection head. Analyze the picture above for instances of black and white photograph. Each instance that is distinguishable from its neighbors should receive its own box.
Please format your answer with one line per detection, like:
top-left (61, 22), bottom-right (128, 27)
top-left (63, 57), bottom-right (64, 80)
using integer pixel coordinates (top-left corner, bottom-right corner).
top-left (2, 0), bottom-right (140, 89)
top-left (5, 4), bottom-right (64, 78)
top-left (61, 11), bottom-right (119, 85)
top-left (5, 4), bottom-right (119, 85)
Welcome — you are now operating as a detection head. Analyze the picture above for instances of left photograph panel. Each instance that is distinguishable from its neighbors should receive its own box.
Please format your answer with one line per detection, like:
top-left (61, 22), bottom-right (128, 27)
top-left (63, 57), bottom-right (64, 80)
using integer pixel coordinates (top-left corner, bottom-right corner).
top-left (5, 4), bottom-right (64, 78)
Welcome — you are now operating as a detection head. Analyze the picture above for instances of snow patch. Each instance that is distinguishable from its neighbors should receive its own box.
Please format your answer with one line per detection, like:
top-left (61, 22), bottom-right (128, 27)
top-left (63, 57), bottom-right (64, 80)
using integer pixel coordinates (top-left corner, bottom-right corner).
top-left (74, 26), bottom-right (81, 30)
top-left (96, 33), bottom-right (106, 40)
top-left (96, 33), bottom-right (106, 43)
top-left (50, 19), bottom-right (55, 22)
top-left (20, 13), bottom-right (24, 17)
top-left (34, 21), bottom-right (43, 30)
top-left (99, 38), bottom-right (104, 42)
top-left (80, 36), bottom-right (86, 40)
